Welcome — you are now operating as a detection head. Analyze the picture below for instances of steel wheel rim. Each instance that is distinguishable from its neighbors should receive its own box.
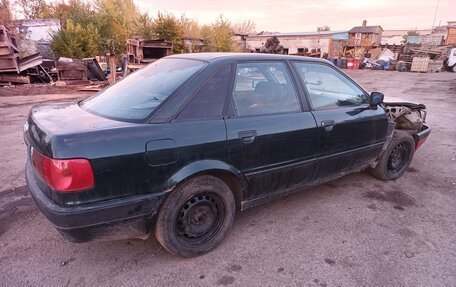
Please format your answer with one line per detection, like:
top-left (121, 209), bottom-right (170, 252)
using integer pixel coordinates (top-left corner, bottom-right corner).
top-left (175, 192), bottom-right (225, 246)
top-left (387, 142), bottom-right (410, 175)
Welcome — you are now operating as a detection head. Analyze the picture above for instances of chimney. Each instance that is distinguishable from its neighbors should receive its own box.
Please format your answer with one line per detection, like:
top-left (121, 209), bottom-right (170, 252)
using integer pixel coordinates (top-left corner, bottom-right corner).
top-left (362, 20), bottom-right (367, 27)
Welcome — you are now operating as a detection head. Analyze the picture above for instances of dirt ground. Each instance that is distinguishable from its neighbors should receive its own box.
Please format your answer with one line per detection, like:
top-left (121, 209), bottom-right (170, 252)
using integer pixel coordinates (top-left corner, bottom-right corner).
top-left (1, 70), bottom-right (455, 286)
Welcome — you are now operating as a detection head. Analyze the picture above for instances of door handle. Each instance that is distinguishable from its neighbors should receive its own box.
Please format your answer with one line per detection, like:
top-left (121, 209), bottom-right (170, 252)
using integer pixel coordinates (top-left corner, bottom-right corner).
top-left (321, 120), bottom-right (335, 132)
top-left (238, 130), bottom-right (257, 144)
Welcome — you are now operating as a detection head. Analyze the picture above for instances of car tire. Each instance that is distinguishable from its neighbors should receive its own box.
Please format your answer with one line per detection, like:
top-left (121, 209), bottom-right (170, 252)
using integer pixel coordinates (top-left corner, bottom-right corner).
top-left (452, 65), bottom-right (456, 73)
top-left (370, 130), bottom-right (416, 180)
top-left (154, 175), bottom-right (236, 257)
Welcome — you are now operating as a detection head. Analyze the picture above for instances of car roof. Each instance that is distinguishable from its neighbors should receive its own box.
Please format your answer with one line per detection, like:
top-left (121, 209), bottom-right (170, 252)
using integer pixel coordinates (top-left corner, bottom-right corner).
top-left (166, 52), bottom-right (330, 64)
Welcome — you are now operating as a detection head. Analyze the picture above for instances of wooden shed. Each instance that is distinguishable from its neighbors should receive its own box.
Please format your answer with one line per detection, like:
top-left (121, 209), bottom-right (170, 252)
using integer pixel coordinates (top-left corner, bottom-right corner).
top-left (348, 20), bottom-right (383, 47)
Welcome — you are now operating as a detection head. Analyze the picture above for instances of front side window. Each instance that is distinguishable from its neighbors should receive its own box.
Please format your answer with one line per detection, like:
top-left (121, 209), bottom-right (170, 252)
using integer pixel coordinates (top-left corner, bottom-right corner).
top-left (293, 62), bottom-right (368, 110)
top-left (232, 62), bottom-right (301, 116)
top-left (80, 58), bottom-right (207, 122)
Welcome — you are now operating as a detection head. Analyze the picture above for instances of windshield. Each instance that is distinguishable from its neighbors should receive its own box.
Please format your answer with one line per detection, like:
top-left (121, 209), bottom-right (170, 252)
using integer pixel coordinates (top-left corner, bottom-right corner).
top-left (80, 58), bottom-right (207, 122)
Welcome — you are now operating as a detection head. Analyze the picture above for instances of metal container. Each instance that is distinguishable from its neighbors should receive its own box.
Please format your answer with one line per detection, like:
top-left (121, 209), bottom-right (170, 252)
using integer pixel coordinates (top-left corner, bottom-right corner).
top-left (347, 58), bottom-right (354, 69)
top-left (353, 58), bottom-right (361, 70)
top-left (336, 58), bottom-right (342, 68)
top-left (341, 58), bottom-right (347, 69)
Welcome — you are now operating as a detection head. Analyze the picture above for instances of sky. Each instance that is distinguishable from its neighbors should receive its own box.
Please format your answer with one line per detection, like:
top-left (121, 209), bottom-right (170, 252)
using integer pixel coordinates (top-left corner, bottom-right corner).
top-left (134, 0), bottom-right (455, 32)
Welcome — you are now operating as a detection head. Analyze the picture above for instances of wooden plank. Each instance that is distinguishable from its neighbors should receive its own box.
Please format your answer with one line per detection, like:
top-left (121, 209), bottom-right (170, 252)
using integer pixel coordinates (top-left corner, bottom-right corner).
top-left (410, 57), bottom-right (429, 72)
top-left (0, 74), bottom-right (30, 84)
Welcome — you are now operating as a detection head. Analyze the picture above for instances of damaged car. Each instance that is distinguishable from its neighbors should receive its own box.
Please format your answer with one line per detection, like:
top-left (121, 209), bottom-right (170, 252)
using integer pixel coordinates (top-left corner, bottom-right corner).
top-left (24, 53), bottom-right (430, 257)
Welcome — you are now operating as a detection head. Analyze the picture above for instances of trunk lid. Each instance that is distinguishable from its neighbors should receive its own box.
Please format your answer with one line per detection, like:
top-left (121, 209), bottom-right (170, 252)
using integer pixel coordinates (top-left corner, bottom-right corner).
top-left (24, 100), bottom-right (134, 157)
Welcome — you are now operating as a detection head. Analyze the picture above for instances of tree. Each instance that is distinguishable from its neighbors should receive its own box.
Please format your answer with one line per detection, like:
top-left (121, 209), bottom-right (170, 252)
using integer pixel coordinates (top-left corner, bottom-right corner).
top-left (51, 0), bottom-right (95, 29)
top-left (232, 20), bottom-right (256, 35)
top-left (153, 12), bottom-right (184, 53)
top-left (93, 0), bottom-right (138, 54)
top-left (133, 12), bottom-right (154, 39)
top-left (51, 19), bottom-right (100, 58)
top-left (180, 15), bottom-right (201, 39)
top-left (0, 0), bottom-right (13, 23)
top-left (15, 0), bottom-right (52, 19)
top-left (209, 15), bottom-right (235, 52)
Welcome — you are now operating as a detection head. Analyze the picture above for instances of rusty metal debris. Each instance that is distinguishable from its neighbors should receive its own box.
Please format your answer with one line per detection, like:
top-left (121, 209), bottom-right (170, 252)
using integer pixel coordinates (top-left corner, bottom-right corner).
top-left (0, 25), bottom-right (21, 73)
top-left (260, 37), bottom-right (285, 54)
top-left (125, 38), bottom-right (173, 74)
top-left (83, 58), bottom-right (107, 81)
top-left (55, 57), bottom-right (107, 86)
top-left (0, 25), bottom-right (53, 85)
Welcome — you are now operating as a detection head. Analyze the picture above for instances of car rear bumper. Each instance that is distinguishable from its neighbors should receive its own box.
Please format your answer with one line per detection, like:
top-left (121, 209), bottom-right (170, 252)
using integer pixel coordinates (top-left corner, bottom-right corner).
top-left (25, 160), bottom-right (165, 242)
top-left (414, 124), bottom-right (431, 150)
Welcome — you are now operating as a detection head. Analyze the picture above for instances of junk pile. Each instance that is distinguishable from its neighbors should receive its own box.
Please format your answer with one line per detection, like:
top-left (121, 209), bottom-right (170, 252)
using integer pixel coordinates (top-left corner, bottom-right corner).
top-left (125, 38), bottom-right (173, 75)
top-left (291, 47), bottom-right (322, 58)
top-left (0, 25), bottom-right (107, 87)
top-left (260, 37), bottom-right (285, 54)
top-left (0, 25), bottom-right (53, 85)
top-left (397, 45), bottom-right (449, 73)
top-left (329, 45), bottom-right (451, 73)
top-left (55, 57), bottom-right (107, 86)
top-left (360, 48), bottom-right (396, 70)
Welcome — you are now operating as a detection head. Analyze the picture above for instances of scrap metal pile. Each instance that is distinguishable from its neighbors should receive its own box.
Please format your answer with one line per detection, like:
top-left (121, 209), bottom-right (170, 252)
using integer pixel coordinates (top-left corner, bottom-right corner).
top-left (330, 44), bottom-right (451, 73)
top-left (0, 25), bottom-right (107, 87)
top-left (0, 25), bottom-right (53, 85)
top-left (260, 37), bottom-right (285, 54)
top-left (55, 57), bottom-right (107, 86)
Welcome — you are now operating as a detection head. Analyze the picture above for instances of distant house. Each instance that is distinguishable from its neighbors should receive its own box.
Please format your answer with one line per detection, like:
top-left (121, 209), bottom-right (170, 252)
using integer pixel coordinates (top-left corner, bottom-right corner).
top-left (445, 21), bottom-right (456, 45)
top-left (348, 20), bottom-right (383, 47)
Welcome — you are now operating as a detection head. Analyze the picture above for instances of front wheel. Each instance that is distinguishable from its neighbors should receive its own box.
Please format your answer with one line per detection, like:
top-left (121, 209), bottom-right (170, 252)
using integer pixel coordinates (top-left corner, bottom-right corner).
top-left (155, 175), bottom-right (236, 257)
top-left (452, 65), bottom-right (456, 73)
top-left (370, 130), bottom-right (416, 180)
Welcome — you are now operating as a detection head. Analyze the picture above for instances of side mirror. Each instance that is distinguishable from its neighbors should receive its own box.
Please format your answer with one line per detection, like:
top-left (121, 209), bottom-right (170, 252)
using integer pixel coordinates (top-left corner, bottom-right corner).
top-left (369, 92), bottom-right (384, 107)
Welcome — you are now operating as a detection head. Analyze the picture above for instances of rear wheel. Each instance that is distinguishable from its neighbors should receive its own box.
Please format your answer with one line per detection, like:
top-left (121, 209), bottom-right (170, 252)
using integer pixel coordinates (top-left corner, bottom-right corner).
top-left (370, 130), bottom-right (415, 180)
top-left (155, 175), bottom-right (235, 257)
top-left (452, 65), bottom-right (456, 73)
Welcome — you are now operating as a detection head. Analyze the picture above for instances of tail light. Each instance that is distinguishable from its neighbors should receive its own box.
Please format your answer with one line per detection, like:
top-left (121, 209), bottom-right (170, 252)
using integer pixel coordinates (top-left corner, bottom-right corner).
top-left (31, 148), bottom-right (94, 192)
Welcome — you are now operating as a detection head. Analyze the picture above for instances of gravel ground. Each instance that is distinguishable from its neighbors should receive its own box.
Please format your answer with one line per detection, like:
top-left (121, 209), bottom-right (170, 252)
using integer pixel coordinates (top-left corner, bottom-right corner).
top-left (0, 70), bottom-right (455, 286)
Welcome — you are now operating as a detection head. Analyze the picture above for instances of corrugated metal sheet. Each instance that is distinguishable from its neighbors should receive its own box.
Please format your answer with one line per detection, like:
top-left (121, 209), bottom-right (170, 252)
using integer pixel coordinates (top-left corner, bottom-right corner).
top-left (420, 35), bottom-right (444, 46)
top-left (407, 36), bottom-right (421, 44)
top-left (252, 31), bottom-right (348, 38)
top-left (331, 33), bottom-right (349, 40)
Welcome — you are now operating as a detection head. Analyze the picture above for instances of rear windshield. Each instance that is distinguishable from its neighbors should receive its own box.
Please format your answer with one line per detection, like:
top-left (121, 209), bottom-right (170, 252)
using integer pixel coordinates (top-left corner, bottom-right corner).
top-left (80, 58), bottom-right (207, 122)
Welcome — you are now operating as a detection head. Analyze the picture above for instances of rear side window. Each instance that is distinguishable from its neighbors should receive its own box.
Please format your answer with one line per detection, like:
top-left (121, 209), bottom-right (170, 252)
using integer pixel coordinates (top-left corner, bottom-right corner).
top-left (232, 62), bottom-right (301, 117)
top-left (178, 64), bottom-right (232, 119)
top-left (80, 58), bottom-right (207, 122)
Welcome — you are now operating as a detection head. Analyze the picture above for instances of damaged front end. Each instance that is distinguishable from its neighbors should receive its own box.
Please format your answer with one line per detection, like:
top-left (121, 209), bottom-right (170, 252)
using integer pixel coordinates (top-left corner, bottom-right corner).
top-left (383, 102), bottom-right (431, 150)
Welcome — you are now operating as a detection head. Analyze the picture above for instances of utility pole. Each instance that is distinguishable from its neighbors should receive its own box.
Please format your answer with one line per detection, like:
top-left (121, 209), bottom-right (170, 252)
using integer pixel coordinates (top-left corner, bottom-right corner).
top-left (432, 0), bottom-right (440, 29)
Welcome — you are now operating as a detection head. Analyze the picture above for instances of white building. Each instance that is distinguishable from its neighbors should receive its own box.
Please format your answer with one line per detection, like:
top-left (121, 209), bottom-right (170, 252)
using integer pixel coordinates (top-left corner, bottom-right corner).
top-left (381, 29), bottom-right (432, 45)
top-left (12, 19), bottom-right (61, 58)
top-left (246, 31), bottom-right (348, 55)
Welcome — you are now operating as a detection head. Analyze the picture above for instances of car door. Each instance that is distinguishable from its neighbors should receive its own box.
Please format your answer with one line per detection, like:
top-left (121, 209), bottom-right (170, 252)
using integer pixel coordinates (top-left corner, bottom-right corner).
top-left (225, 61), bottom-right (318, 200)
top-left (292, 61), bottom-right (388, 179)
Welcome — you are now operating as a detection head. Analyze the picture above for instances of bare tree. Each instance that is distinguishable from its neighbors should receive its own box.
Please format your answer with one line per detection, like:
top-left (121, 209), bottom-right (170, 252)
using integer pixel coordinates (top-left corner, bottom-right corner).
top-left (232, 19), bottom-right (256, 35)
top-left (15, 0), bottom-right (51, 19)
top-left (0, 0), bottom-right (13, 23)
